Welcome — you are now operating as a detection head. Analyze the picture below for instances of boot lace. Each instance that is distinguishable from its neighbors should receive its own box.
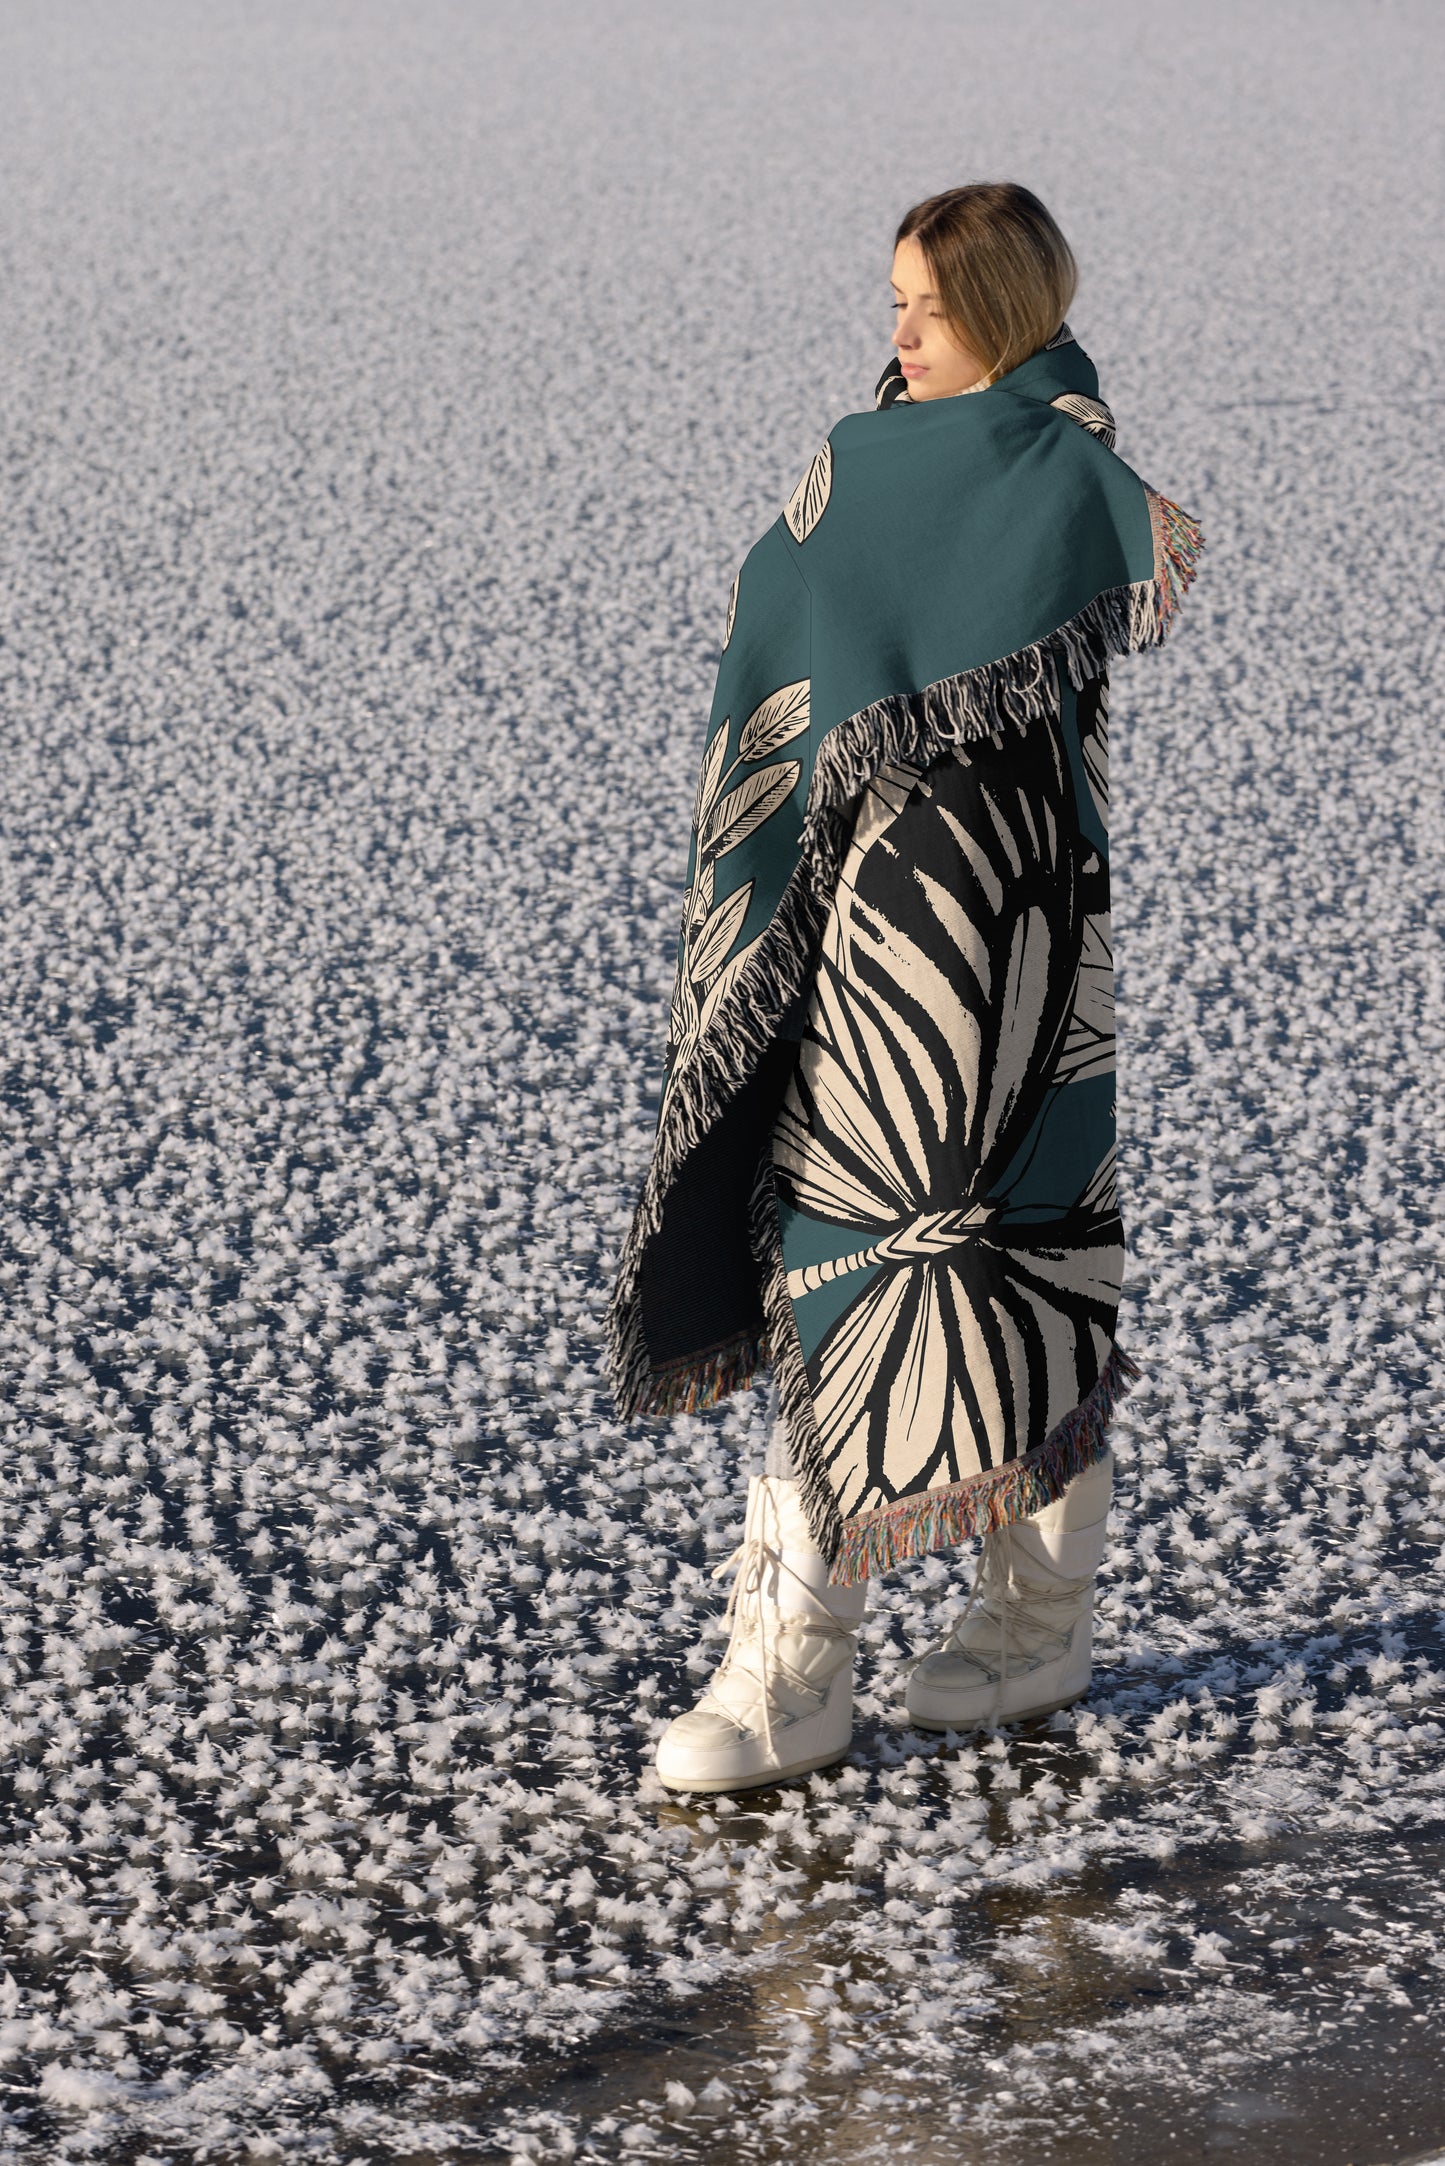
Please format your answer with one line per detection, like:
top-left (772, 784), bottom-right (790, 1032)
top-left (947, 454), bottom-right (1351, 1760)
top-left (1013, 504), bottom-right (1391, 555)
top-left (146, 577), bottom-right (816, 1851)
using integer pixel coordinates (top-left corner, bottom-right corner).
top-left (708, 1482), bottom-right (857, 1758)
top-left (920, 1524), bottom-right (1093, 1723)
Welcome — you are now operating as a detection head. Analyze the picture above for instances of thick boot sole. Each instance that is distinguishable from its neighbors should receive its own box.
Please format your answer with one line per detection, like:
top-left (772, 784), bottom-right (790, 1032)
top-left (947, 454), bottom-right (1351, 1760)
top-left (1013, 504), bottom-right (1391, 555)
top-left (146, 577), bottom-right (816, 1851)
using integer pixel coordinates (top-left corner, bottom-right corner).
top-left (655, 1740), bottom-right (851, 1795)
top-left (906, 1685), bottom-right (1086, 1734)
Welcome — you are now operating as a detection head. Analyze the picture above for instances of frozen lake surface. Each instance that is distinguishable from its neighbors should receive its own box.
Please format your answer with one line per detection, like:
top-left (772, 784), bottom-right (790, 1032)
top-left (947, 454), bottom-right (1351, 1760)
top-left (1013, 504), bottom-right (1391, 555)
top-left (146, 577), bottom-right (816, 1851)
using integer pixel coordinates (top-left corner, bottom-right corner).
top-left (1, 1), bottom-right (1443, 2159)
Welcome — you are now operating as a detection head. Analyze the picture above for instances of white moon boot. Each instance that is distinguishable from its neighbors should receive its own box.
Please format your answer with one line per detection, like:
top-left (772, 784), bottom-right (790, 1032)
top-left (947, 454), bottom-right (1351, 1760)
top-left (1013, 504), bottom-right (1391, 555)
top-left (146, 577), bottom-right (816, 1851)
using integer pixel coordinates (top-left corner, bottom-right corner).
top-left (654, 1474), bottom-right (867, 1795)
top-left (905, 1450), bottom-right (1113, 1733)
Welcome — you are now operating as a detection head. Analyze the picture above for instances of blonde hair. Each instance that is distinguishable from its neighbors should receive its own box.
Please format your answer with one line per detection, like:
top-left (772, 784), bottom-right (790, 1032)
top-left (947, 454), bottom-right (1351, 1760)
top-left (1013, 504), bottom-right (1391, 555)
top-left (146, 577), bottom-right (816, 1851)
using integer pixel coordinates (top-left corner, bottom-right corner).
top-left (896, 182), bottom-right (1078, 385)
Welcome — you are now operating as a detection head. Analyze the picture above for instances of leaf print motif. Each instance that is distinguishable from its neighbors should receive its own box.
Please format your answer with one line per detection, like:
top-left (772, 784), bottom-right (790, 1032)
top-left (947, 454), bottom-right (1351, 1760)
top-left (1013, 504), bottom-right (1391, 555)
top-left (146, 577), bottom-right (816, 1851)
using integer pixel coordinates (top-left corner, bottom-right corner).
top-left (705, 760), bottom-right (800, 860)
top-left (693, 721), bottom-right (729, 836)
top-left (738, 679), bottom-right (810, 763)
top-left (1079, 1141), bottom-right (1118, 1217)
top-left (669, 964), bottom-right (696, 1055)
top-left (689, 880), bottom-right (754, 987)
top-left (1050, 390), bottom-right (1117, 450)
top-left (700, 932), bottom-right (765, 1032)
top-left (684, 854), bottom-right (715, 935)
top-left (772, 707), bottom-right (1121, 1516)
top-left (660, 705), bottom-right (805, 1117)
top-left (722, 571), bottom-right (739, 651)
top-left (783, 438), bottom-right (833, 544)
top-left (807, 1223), bottom-right (1121, 1515)
top-left (1054, 910), bottom-right (1114, 1086)
top-left (774, 736), bottom-right (1079, 1229)
top-left (1079, 674), bottom-right (1109, 828)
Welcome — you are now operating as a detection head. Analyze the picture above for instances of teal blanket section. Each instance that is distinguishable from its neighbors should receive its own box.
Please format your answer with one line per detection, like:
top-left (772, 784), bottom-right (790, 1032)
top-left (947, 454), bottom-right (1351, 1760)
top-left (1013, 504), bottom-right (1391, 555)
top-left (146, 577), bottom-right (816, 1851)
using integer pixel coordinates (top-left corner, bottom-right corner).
top-left (787, 343), bottom-right (1156, 753)
top-left (992, 1071), bottom-right (1118, 1223)
top-left (775, 1195), bottom-right (883, 1363)
top-left (801, 428), bottom-right (1150, 748)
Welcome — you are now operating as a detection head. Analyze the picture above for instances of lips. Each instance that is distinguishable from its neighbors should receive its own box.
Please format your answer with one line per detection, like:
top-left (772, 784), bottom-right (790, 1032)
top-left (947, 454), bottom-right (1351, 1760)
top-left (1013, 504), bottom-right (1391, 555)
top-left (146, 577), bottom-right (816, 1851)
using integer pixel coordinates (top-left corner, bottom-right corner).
top-left (900, 363), bottom-right (927, 377)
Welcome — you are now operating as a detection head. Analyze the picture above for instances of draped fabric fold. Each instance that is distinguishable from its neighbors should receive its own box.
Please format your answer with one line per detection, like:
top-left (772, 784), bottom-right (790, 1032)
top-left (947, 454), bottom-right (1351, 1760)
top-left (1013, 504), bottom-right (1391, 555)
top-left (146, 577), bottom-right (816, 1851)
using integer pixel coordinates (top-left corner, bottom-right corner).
top-left (605, 326), bottom-right (1204, 1581)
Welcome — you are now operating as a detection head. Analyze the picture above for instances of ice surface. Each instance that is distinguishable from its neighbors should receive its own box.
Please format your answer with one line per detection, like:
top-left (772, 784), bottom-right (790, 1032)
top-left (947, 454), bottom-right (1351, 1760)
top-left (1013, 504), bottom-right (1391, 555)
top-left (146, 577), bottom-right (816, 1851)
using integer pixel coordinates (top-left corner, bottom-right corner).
top-left (0, 1), bottom-right (1443, 2160)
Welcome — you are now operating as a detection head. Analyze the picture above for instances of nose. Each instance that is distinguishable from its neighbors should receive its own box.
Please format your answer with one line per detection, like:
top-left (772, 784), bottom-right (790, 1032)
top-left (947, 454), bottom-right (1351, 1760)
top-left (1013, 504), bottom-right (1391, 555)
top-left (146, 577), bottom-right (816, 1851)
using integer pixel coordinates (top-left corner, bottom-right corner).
top-left (893, 313), bottom-right (917, 351)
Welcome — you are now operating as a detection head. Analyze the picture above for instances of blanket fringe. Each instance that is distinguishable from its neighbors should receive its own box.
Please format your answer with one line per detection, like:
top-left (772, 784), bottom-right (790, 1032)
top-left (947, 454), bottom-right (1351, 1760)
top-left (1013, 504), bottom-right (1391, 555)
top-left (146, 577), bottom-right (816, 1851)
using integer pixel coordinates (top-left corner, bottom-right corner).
top-left (634, 1329), bottom-right (771, 1420)
top-left (606, 490), bottom-right (1201, 1421)
top-left (800, 499), bottom-right (1203, 867)
top-left (604, 862), bottom-right (838, 1421)
top-left (828, 1343), bottom-right (1141, 1585)
top-left (1148, 486), bottom-right (1205, 633)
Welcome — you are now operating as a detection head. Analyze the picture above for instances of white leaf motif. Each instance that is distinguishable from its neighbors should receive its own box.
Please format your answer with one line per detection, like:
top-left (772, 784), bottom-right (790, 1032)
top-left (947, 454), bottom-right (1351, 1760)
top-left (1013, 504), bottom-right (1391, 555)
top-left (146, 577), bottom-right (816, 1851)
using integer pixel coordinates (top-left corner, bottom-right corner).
top-left (684, 855), bottom-right (715, 933)
top-left (689, 880), bottom-right (753, 987)
top-left (705, 760), bottom-right (800, 860)
top-left (669, 967), bottom-right (695, 1054)
top-left (738, 679), bottom-right (810, 762)
top-left (700, 933), bottom-right (764, 1032)
top-left (722, 570), bottom-right (739, 651)
top-left (783, 438), bottom-right (833, 543)
top-left (1050, 391), bottom-right (1117, 450)
top-left (692, 722), bottom-right (729, 834)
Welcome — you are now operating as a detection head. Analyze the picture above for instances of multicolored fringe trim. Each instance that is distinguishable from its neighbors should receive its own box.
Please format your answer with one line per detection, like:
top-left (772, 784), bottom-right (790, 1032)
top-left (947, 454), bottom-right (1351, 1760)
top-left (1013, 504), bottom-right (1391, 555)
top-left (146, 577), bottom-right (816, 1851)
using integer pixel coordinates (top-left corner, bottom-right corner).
top-left (1147, 487), bottom-right (1205, 635)
top-left (640, 1328), bottom-right (771, 1419)
top-left (828, 1343), bottom-right (1142, 1586)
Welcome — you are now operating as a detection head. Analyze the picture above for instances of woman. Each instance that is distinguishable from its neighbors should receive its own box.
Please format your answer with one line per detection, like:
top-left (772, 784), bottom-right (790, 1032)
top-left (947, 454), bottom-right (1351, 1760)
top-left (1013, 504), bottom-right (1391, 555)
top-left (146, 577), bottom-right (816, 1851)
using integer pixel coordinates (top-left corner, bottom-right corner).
top-left (605, 182), bottom-right (1203, 1793)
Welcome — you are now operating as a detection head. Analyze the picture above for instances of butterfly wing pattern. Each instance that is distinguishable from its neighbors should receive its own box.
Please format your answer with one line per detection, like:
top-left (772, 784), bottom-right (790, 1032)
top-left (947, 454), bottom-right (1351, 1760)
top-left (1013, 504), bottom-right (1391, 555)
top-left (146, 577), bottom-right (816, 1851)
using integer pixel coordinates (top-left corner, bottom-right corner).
top-left (770, 682), bottom-right (1123, 1520)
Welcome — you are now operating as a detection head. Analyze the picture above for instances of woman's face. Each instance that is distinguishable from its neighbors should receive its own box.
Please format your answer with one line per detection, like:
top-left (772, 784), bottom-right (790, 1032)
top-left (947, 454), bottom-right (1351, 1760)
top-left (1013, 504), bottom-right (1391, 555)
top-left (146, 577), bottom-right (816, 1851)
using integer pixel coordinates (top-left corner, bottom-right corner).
top-left (889, 235), bottom-right (988, 399)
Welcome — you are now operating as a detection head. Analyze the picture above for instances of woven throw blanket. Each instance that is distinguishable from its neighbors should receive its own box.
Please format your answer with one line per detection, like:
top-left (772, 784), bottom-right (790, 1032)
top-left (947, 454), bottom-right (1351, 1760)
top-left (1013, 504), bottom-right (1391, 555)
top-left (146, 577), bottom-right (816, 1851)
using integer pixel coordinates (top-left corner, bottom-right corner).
top-left (605, 325), bottom-right (1204, 1580)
